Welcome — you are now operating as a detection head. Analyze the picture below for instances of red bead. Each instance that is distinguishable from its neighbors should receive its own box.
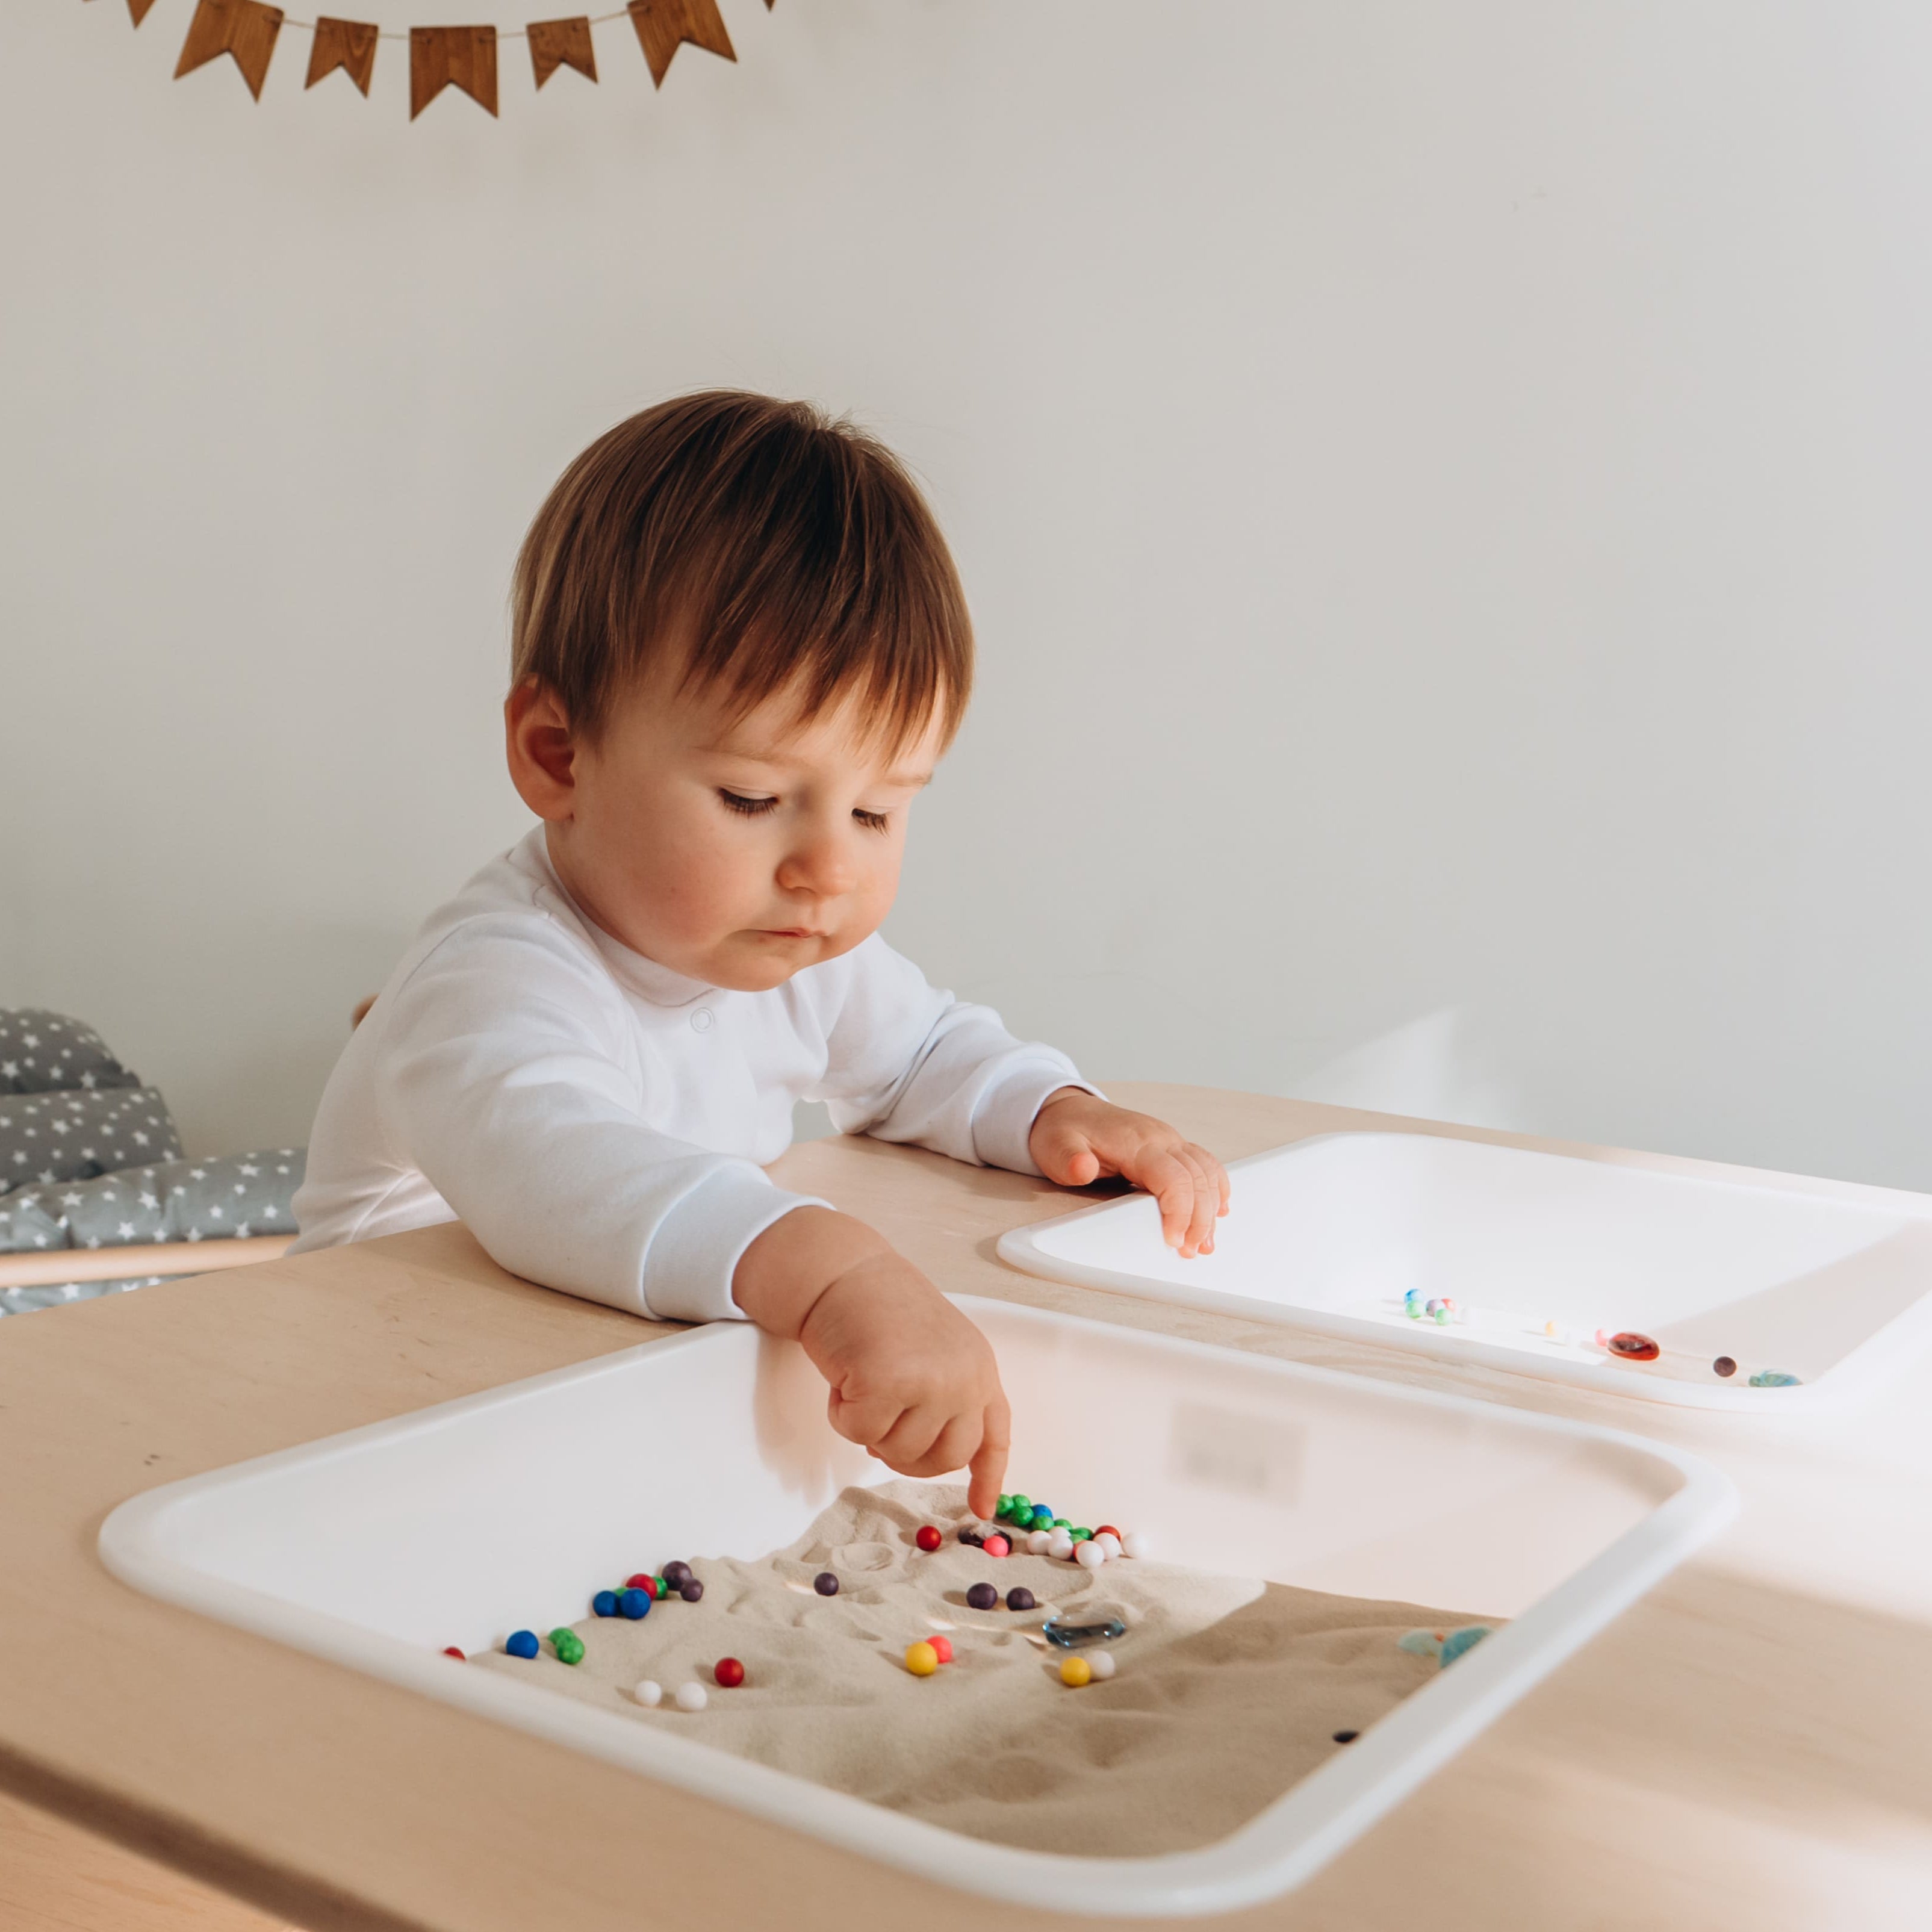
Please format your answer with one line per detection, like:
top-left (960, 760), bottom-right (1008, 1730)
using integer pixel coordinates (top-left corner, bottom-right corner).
top-left (1095, 1524), bottom-right (1121, 1540)
top-left (442, 1646), bottom-right (465, 1660)
top-left (983, 1534), bottom-right (1010, 1558)
top-left (714, 1657), bottom-right (745, 1688)
top-left (1607, 1332), bottom-right (1660, 1362)
top-left (915, 1524), bottom-right (942, 1552)
top-left (626, 1573), bottom-right (659, 1597)
top-left (928, 1634), bottom-right (954, 1663)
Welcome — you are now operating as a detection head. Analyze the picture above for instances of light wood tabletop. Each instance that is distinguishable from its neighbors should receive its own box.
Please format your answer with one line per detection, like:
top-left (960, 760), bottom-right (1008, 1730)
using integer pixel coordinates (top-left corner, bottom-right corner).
top-left (3, 1082), bottom-right (1930, 1931)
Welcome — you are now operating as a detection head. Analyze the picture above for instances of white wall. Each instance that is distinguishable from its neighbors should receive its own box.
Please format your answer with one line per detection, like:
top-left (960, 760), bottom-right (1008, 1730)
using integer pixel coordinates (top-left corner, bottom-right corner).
top-left (4, 2), bottom-right (1930, 1187)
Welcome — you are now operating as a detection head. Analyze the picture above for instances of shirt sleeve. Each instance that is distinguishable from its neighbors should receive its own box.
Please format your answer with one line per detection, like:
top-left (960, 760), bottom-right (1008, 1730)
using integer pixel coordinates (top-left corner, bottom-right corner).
top-left (376, 920), bottom-right (822, 1324)
top-left (810, 937), bottom-right (1104, 1175)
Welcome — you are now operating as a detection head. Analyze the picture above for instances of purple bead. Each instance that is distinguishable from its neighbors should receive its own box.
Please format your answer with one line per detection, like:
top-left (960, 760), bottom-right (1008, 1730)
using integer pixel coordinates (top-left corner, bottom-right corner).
top-left (958, 1528), bottom-right (984, 1547)
top-left (662, 1560), bottom-right (693, 1588)
top-left (813, 1571), bottom-right (840, 1596)
top-left (1005, 1587), bottom-right (1036, 1612)
top-left (679, 1579), bottom-right (703, 1602)
top-left (966, 1582), bottom-right (999, 1611)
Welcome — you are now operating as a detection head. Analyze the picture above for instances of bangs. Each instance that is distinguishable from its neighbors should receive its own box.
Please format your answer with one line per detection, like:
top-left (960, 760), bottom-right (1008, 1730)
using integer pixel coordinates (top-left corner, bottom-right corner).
top-left (514, 392), bottom-right (972, 753)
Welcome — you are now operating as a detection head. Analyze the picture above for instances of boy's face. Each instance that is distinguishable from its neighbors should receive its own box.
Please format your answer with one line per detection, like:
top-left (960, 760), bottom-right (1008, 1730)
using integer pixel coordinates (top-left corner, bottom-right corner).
top-left (508, 667), bottom-right (945, 992)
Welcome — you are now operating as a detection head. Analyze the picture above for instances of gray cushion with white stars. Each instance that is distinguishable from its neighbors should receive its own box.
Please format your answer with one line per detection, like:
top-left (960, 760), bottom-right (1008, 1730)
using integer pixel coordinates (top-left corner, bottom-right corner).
top-left (0, 1087), bottom-right (184, 1193)
top-left (0, 1009), bottom-right (141, 1095)
top-left (0, 1272), bottom-right (169, 1319)
top-left (0, 1148), bottom-right (305, 1256)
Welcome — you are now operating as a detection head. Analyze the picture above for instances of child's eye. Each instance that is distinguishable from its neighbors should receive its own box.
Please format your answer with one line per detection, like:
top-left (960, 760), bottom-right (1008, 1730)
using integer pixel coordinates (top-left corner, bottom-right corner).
top-left (853, 809), bottom-right (892, 833)
top-left (718, 790), bottom-right (779, 817)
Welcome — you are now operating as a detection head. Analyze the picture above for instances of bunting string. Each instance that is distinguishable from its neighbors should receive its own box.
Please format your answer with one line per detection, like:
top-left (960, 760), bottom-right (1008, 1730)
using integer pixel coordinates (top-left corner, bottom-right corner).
top-left (87, 0), bottom-right (776, 118)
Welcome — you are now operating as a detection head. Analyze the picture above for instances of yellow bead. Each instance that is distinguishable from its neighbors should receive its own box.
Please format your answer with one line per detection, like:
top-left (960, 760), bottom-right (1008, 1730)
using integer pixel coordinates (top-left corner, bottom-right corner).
top-left (1060, 1654), bottom-right (1093, 1688)
top-left (904, 1641), bottom-right (940, 1677)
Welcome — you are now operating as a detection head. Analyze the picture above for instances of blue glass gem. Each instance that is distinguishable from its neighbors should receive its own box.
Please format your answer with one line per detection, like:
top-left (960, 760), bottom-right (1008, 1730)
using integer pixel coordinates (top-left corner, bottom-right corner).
top-left (1439, 1624), bottom-right (1492, 1667)
top-left (618, 1587), bottom-right (651, 1619)
top-left (1748, 1371), bottom-right (1802, 1388)
top-left (505, 1629), bottom-right (540, 1659)
top-left (1042, 1615), bottom-right (1128, 1650)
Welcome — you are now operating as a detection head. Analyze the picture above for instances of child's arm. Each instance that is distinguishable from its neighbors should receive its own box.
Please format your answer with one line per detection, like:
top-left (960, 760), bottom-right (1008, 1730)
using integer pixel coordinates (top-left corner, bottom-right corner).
top-left (732, 1207), bottom-right (1010, 1518)
top-left (1027, 1089), bottom-right (1229, 1259)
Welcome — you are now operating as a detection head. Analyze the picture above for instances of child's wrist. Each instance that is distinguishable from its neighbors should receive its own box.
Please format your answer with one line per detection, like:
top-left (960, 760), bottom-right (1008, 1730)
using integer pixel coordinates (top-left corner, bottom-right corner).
top-left (731, 1205), bottom-right (892, 1339)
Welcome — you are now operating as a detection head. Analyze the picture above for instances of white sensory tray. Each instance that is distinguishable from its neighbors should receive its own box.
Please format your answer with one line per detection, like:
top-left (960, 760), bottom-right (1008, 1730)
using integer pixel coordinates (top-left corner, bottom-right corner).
top-left (99, 1295), bottom-right (1732, 1917)
top-left (997, 1130), bottom-right (1932, 1412)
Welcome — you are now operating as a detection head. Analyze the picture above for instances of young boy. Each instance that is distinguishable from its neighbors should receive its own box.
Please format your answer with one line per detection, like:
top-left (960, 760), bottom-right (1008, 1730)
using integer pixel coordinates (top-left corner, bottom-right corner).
top-left (293, 391), bottom-right (1228, 1518)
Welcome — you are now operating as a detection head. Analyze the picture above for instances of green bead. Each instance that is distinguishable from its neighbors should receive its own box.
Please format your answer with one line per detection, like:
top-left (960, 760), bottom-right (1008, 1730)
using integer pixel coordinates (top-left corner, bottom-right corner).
top-left (996, 1494), bottom-right (1013, 1516)
top-left (1008, 1494), bottom-right (1031, 1517)
top-left (1433, 1307), bottom-right (1449, 1325)
top-left (1070, 1527), bottom-right (1093, 1542)
top-left (1052, 1517), bottom-right (1072, 1530)
top-left (655, 1577), bottom-right (670, 1597)
top-left (548, 1629), bottom-right (585, 1666)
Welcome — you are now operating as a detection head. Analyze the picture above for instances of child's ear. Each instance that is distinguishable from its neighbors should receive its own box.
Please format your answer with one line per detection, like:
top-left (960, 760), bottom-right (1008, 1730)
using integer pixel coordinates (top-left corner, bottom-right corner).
top-left (505, 678), bottom-right (580, 821)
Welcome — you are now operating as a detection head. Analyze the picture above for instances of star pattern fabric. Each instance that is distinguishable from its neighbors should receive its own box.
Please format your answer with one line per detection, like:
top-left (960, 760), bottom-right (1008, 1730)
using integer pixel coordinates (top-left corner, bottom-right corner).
top-left (0, 1010), bottom-right (308, 1319)
top-left (0, 1148), bottom-right (306, 1256)
top-left (0, 1010), bottom-right (141, 1095)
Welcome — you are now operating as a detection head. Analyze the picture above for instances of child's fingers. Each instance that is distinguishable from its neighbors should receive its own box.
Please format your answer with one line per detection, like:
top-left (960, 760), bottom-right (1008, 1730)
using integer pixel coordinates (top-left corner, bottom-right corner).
top-left (1138, 1146), bottom-right (1220, 1255)
top-left (826, 1388), bottom-right (907, 1453)
top-left (1031, 1114), bottom-right (1102, 1187)
top-left (871, 1402), bottom-right (954, 1471)
top-left (968, 1394), bottom-right (1011, 1520)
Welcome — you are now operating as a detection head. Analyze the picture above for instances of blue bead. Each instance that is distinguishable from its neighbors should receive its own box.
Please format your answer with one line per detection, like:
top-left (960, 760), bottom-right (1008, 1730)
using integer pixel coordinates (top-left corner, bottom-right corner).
top-left (618, 1587), bottom-right (651, 1619)
top-left (505, 1629), bottom-right (540, 1659)
top-left (1439, 1624), bottom-right (1492, 1667)
top-left (1030, 1505), bottom-right (1054, 1525)
top-left (592, 1590), bottom-right (620, 1618)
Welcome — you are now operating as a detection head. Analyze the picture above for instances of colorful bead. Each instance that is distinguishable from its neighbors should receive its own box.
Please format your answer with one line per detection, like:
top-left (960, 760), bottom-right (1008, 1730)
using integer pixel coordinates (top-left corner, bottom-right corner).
top-left (1070, 1527), bottom-right (1093, 1542)
top-left (675, 1681), bottom-right (708, 1712)
top-left (1025, 1530), bottom-right (1052, 1555)
top-left (958, 1527), bottom-right (985, 1547)
top-left (1095, 1532), bottom-right (1122, 1558)
top-left (625, 1573), bottom-right (657, 1597)
top-left (1713, 1356), bottom-right (1738, 1378)
top-left (1120, 1530), bottom-right (1147, 1559)
top-left (1075, 1539), bottom-right (1108, 1571)
top-left (1087, 1648), bottom-right (1116, 1680)
top-left (1060, 1654), bottom-right (1092, 1687)
top-left (915, 1524), bottom-right (942, 1552)
top-left (618, 1588), bottom-right (651, 1620)
top-left (632, 1679), bottom-right (662, 1707)
top-left (714, 1657), bottom-right (745, 1688)
top-left (442, 1646), bottom-right (465, 1660)
top-left (1439, 1624), bottom-right (1491, 1666)
top-left (996, 1495), bottom-right (1013, 1517)
top-left (1046, 1531), bottom-right (1074, 1559)
top-left (1406, 1300), bottom-right (1424, 1320)
top-left (1007, 1494), bottom-right (1031, 1520)
top-left (982, 1533), bottom-right (1010, 1559)
top-left (549, 1629), bottom-right (585, 1666)
top-left (592, 1590), bottom-right (620, 1618)
top-left (1006, 1586), bottom-right (1037, 1612)
top-left (1030, 1504), bottom-right (1054, 1526)
top-left (505, 1630), bottom-right (539, 1659)
top-left (1433, 1306), bottom-right (1450, 1325)
top-left (1332, 1729), bottom-right (1358, 1743)
top-left (904, 1641), bottom-right (940, 1676)
top-left (662, 1561), bottom-right (694, 1588)
top-left (966, 1582), bottom-right (999, 1611)
top-left (1094, 1524), bottom-right (1120, 1540)
top-left (927, 1633), bottom-right (954, 1663)
top-left (1607, 1332), bottom-right (1660, 1361)
top-left (813, 1571), bottom-right (840, 1596)
top-left (1749, 1370), bottom-right (1802, 1388)
top-left (679, 1579), bottom-right (704, 1602)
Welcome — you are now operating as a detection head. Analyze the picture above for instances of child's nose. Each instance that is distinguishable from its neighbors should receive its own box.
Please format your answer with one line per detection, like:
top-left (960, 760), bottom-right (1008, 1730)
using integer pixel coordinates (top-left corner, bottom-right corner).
top-left (777, 827), bottom-right (858, 899)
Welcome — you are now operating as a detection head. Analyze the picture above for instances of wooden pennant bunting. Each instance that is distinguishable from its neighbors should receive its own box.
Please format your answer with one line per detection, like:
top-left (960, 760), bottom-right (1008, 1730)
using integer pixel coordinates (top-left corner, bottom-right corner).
top-left (174, 0), bottom-right (285, 101)
top-left (126, 0), bottom-right (161, 25)
top-left (626, 0), bottom-right (734, 89)
top-left (306, 17), bottom-right (378, 95)
top-left (409, 26), bottom-right (498, 120)
top-left (528, 17), bottom-right (595, 90)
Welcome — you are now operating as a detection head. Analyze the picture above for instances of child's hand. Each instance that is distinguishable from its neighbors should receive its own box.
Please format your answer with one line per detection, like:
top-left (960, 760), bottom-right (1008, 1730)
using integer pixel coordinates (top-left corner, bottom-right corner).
top-left (1028, 1089), bottom-right (1230, 1258)
top-left (733, 1208), bottom-right (1010, 1517)
top-left (799, 1253), bottom-right (1010, 1517)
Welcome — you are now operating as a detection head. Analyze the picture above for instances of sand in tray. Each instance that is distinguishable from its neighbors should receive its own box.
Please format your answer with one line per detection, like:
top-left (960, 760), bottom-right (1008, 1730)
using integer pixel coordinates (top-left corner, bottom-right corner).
top-left (471, 1478), bottom-right (1494, 1859)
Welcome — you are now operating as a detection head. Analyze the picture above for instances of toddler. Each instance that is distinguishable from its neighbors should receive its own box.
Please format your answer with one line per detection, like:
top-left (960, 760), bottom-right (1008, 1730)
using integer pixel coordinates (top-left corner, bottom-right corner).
top-left (293, 392), bottom-right (1228, 1515)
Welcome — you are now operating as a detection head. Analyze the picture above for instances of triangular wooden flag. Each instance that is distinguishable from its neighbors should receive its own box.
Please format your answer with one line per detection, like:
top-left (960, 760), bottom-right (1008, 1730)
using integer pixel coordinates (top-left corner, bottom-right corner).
top-left (409, 25), bottom-right (498, 119)
top-left (529, 17), bottom-right (595, 90)
top-left (626, 0), bottom-right (733, 89)
top-left (306, 17), bottom-right (378, 95)
top-left (174, 0), bottom-right (285, 101)
top-left (127, 0), bottom-right (160, 25)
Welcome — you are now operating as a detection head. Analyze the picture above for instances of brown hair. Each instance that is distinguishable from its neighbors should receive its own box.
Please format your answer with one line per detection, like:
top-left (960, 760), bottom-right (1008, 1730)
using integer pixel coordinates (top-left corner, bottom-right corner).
top-left (511, 391), bottom-right (973, 750)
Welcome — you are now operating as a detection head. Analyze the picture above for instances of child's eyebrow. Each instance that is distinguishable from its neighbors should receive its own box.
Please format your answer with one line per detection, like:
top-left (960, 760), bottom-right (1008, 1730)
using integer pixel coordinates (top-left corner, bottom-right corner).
top-left (700, 736), bottom-right (934, 789)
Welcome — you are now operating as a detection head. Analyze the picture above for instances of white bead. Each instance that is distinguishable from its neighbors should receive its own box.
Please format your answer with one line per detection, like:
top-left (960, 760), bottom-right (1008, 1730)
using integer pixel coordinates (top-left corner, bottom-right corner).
top-left (1047, 1532), bottom-right (1074, 1559)
top-left (1088, 1649), bottom-right (1117, 1679)
top-left (1075, 1539), bottom-right (1108, 1571)
top-left (675, 1681), bottom-right (709, 1712)
top-left (1026, 1530), bottom-right (1052, 1555)
top-left (1095, 1532), bottom-right (1122, 1558)
top-left (632, 1679), bottom-right (663, 1707)
top-left (1121, 1530), bottom-right (1147, 1559)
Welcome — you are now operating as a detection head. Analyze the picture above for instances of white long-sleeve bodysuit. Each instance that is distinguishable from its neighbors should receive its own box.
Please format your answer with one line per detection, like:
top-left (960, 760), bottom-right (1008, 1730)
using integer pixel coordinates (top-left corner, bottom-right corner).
top-left (291, 828), bottom-right (1093, 1324)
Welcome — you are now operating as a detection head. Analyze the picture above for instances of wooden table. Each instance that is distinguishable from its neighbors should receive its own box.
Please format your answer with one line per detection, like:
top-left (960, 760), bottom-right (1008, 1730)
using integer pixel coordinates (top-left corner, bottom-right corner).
top-left (4, 1084), bottom-right (1931, 1931)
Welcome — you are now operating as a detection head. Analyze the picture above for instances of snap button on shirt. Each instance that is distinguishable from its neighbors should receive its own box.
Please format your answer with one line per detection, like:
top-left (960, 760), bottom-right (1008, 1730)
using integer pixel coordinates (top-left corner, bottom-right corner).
top-left (690, 1007), bottom-right (715, 1033)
